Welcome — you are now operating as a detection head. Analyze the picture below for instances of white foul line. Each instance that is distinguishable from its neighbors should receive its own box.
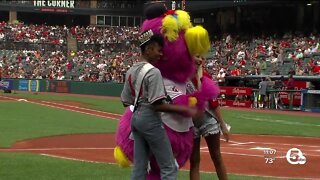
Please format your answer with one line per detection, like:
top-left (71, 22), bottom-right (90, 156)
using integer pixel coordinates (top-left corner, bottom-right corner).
top-left (31, 100), bottom-right (119, 120)
top-left (229, 140), bottom-right (255, 146)
top-left (242, 115), bottom-right (320, 127)
top-left (40, 153), bottom-right (112, 164)
top-left (41, 101), bottom-right (121, 117)
top-left (0, 96), bottom-right (120, 120)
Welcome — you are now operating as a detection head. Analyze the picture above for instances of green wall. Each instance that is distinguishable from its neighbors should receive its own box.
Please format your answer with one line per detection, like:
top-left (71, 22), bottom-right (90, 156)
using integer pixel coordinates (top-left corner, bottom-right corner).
top-left (69, 81), bottom-right (124, 96)
top-left (6, 79), bottom-right (124, 97)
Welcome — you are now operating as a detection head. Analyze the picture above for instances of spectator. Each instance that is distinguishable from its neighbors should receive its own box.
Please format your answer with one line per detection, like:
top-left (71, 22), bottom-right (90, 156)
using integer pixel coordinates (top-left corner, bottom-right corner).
top-left (216, 69), bottom-right (226, 85)
top-left (1, 22), bottom-right (320, 81)
top-left (258, 77), bottom-right (269, 108)
top-left (288, 68), bottom-right (296, 76)
top-left (56, 71), bottom-right (65, 80)
top-left (286, 74), bottom-right (295, 90)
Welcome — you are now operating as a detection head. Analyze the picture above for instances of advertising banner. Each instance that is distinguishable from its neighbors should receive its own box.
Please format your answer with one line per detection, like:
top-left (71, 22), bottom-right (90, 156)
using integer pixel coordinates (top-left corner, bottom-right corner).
top-left (220, 86), bottom-right (253, 96)
top-left (55, 81), bottom-right (69, 93)
top-left (28, 80), bottom-right (39, 92)
top-left (49, 81), bottom-right (69, 93)
top-left (218, 99), bottom-right (252, 108)
top-left (18, 80), bottom-right (40, 92)
top-left (218, 86), bottom-right (253, 107)
top-left (0, 80), bottom-right (13, 90)
top-left (33, 0), bottom-right (75, 8)
top-left (18, 80), bottom-right (29, 91)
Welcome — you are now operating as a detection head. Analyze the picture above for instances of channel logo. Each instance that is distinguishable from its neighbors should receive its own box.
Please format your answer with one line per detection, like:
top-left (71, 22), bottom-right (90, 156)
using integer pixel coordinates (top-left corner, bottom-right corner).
top-left (286, 148), bottom-right (306, 165)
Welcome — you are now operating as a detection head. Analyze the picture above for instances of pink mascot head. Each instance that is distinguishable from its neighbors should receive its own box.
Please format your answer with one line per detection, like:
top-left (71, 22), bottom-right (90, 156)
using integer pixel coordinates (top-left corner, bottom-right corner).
top-left (141, 2), bottom-right (211, 83)
top-left (114, 3), bottom-right (216, 178)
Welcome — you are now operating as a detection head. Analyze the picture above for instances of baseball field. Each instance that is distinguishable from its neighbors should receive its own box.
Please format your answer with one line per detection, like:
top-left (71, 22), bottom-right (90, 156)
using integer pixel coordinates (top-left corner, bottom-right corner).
top-left (0, 91), bottom-right (319, 180)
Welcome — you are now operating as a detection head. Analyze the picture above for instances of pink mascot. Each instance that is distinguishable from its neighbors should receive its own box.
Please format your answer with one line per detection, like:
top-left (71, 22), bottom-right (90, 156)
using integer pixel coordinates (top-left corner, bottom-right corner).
top-left (114, 2), bottom-right (220, 179)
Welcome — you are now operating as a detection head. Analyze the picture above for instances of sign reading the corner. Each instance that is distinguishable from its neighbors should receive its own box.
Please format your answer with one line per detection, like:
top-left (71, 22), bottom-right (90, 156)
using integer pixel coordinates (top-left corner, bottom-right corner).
top-left (33, 0), bottom-right (75, 8)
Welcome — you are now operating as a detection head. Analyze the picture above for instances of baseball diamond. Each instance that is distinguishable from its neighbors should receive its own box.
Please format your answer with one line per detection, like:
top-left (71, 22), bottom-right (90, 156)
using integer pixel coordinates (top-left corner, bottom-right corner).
top-left (1, 1), bottom-right (320, 179)
top-left (0, 94), bottom-right (319, 179)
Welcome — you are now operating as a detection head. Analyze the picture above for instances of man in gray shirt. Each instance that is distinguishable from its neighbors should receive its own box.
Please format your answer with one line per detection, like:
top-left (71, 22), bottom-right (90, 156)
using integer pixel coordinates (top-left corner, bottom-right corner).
top-left (258, 77), bottom-right (268, 108)
top-left (121, 30), bottom-right (199, 180)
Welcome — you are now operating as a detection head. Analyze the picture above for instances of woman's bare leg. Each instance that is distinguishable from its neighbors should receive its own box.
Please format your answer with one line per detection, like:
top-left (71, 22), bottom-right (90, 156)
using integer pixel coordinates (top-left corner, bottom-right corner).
top-left (205, 133), bottom-right (228, 180)
top-left (189, 137), bottom-right (201, 180)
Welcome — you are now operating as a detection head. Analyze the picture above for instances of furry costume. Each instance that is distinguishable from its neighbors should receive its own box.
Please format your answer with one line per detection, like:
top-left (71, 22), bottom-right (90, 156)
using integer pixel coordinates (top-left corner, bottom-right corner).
top-left (115, 3), bottom-right (220, 179)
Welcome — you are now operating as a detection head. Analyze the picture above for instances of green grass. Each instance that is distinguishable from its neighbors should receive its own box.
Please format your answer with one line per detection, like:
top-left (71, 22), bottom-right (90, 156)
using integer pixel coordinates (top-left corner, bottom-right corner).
top-left (0, 92), bottom-right (314, 179)
top-left (0, 102), bottom-right (117, 147)
top-left (2, 92), bottom-right (320, 137)
top-left (0, 153), bottom-right (278, 180)
top-left (2, 92), bottom-right (125, 114)
top-left (221, 109), bottom-right (320, 137)
top-left (0, 153), bottom-right (129, 180)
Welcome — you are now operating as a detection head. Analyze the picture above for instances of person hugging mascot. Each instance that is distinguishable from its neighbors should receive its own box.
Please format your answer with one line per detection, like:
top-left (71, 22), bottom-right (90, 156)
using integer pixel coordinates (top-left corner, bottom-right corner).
top-left (114, 2), bottom-right (220, 179)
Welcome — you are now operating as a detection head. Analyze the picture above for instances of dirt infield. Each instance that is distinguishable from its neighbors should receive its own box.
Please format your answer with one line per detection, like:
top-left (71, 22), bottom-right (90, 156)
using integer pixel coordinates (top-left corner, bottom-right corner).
top-left (1, 133), bottom-right (320, 179)
top-left (1, 94), bottom-right (320, 179)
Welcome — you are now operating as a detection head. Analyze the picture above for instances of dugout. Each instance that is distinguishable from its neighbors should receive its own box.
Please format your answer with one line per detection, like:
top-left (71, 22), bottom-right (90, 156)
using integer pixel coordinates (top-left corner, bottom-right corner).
top-left (226, 75), bottom-right (320, 111)
top-left (301, 89), bottom-right (320, 112)
top-left (225, 75), bottom-right (320, 89)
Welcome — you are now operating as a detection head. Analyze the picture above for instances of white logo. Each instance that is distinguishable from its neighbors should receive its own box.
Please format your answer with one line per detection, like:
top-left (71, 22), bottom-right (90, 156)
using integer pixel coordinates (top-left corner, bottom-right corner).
top-left (286, 148), bottom-right (306, 165)
top-left (0, 81), bottom-right (10, 88)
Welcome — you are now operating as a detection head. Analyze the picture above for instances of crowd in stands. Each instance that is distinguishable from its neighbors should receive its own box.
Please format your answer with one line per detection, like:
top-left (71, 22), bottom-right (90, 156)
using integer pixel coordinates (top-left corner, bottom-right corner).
top-left (1, 21), bottom-right (320, 83)
top-left (0, 47), bottom-right (140, 82)
top-left (70, 26), bottom-right (139, 44)
top-left (205, 33), bottom-right (320, 84)
top-left (0, 21), bottom-right (68, 44)
top-left (0, 22), bottom-right (141, 83)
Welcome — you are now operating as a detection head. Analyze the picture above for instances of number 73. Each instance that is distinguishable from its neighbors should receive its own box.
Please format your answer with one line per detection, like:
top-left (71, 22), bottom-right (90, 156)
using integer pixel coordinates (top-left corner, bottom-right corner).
top-left (265, 157), bottom-right (275, 164)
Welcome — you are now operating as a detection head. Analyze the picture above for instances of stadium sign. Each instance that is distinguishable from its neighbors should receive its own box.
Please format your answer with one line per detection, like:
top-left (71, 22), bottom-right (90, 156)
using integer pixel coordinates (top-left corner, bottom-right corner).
top-left (0, 80), bottom-right (13, 91)
top-left (33, 0), bottom-right (75, 8)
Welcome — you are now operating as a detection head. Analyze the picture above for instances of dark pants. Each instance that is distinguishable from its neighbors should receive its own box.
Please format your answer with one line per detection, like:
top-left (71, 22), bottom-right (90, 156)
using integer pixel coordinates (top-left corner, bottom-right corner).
top-left (131, 105), bottom-right (177, 180)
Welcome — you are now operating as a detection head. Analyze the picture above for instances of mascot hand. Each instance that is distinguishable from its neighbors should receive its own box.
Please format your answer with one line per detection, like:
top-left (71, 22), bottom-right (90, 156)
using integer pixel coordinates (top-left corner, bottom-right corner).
top-left (188, 97), bottom-right (197, 107)
top-left (172, 95), bottom-right (197, 108)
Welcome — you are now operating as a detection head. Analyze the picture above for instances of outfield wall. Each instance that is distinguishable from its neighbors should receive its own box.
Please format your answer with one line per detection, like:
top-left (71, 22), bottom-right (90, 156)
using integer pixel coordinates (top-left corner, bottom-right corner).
top-left (3, 78), bottom-right (320, 112)
top-left (5, 79), bottom-right (124, 97)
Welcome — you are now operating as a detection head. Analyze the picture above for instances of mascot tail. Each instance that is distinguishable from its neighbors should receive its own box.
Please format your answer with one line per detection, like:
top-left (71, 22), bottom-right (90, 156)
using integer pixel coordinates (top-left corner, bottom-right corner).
top-left (114, 106), bottom-right (135, 168)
